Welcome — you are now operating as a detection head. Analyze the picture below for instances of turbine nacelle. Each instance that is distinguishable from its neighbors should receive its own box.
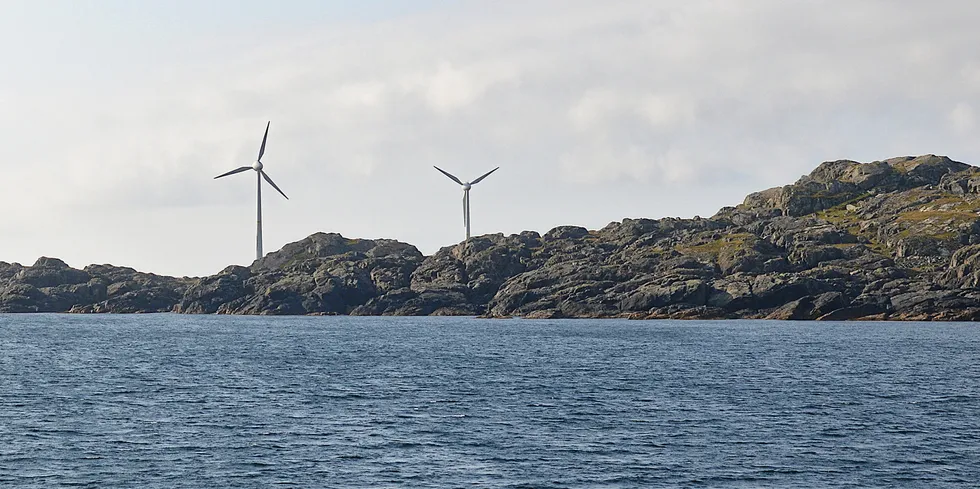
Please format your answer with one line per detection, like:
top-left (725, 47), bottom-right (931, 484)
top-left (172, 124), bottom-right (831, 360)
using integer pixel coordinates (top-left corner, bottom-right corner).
top-left (214, 121), bottom-right (288, 262)
top-left (432, 165), bottom-right (499, 241)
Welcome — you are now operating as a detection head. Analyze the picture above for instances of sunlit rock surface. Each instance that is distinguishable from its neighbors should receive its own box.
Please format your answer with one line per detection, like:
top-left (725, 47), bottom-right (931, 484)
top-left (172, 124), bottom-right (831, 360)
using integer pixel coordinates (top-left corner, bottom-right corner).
top-left (5, 155), bottom-right (980, 320)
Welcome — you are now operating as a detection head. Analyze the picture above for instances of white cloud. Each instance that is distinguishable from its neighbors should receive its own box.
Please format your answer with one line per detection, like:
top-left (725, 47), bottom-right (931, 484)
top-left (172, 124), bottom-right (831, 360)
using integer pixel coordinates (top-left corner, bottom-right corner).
top-left (568, 89), bottom-right (623, 132)
top-left (561, 145), bottom-right (699, 184)
top-left (637, 94), bottom-right (697, 129)
top-left (328, 81), bottom-right (389, 109)
top-left (950, 103), bottom-right (976, 134)
top-left (411, 60), bottom-right (521, 114)
top-left (4, 0), bottom-right (980, 275)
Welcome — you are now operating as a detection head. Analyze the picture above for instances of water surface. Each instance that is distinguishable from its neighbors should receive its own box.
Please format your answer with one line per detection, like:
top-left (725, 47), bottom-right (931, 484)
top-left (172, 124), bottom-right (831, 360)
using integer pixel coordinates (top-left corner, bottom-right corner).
top-left (1, 315), bottom-right (978, 487)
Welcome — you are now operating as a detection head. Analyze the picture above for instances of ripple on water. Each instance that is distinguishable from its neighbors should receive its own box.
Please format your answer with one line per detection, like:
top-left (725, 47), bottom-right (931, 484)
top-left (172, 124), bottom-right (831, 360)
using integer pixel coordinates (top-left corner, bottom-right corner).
top-left (0, 315), bottom-right (979, 488)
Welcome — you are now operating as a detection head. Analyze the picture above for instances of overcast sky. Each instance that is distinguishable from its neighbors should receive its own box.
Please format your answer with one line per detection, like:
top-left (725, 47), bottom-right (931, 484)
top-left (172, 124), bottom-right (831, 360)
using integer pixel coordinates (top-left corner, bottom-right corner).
top-left (2, 0), bottom-right (980, 276)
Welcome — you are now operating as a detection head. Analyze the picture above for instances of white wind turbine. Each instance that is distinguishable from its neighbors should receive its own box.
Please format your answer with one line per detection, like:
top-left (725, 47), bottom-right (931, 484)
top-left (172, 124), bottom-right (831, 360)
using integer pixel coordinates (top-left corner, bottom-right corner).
top-left (214, 121), bottom-right (289, 261)
top-left (433, 166), bottom-right (499, 240)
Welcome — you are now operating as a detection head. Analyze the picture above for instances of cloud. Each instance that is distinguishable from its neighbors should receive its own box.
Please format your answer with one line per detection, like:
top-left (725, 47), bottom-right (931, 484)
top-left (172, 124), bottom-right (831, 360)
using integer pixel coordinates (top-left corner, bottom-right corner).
top-left (569, 90), bottom-right (624, 132)
top-left (638, 94), bottom-right (697, 130)
top-left (4, 0), bottom-right (980, 275)
top-left (413, 60), bottom-right (522, 114)
top-left (949, 103), bottom-right (976, 135)
top-left (31, 1), bottom-right (980, 191)
top-left (561, 145), bottom-right (699, 184)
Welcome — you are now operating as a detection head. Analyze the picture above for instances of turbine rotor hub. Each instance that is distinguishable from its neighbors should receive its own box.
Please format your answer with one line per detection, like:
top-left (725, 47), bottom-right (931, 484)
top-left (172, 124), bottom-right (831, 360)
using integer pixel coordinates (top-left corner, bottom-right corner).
top-left (462, 183), bottom-right (471, 190)
top-left (253, 160), bottom-right (264, 171)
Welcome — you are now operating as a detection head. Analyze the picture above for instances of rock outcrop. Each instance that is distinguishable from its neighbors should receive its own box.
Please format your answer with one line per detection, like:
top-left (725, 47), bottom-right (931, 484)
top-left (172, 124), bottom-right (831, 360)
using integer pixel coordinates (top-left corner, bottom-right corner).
top-left (0, 258), bottom-right (193, 313)
top-left (175, 233), bottom-right (424, 315)
top-left (5, 154), bottom-right (980, 321)
top-left (352, 232), bottom-right (539, 316)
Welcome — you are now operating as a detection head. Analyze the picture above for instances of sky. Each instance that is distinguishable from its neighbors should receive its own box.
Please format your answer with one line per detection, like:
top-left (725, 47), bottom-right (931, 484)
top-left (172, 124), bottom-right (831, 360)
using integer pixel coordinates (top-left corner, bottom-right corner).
top-left (3, 0), bottom-right (980, 277)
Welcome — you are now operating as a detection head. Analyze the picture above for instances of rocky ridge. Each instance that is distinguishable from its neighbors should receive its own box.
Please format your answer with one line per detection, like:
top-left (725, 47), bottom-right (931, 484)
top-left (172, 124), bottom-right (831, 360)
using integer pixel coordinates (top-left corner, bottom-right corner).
top-left (4, 154), bottom-right (980, 320)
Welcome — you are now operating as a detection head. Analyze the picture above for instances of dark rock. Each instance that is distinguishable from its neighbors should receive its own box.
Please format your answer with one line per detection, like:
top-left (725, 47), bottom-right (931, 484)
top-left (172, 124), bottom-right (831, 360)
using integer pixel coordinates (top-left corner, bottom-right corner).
top-left (94, 287), bottom-right (184, 313)
top-left (816, 303), bottom-right (886, 321)
top-left (645, 304), bottom-right (729, 319)
top-left (765, 292), bottom-right (846, 320)
top-left (619, 279), bottom-right (708, 311)
top-left (0, 283), bottom-right (44, 312)
top-left (175, 266), bottom-right (251, 314)
top-left (543, 226), bottom-right (590, 241)
top-left (253, 232), bottom-right (421, 271)
top-left (201, 234), bottom-right (425, 315)
top-left (0, 261), bottom-right (24, 281)
top-left (5, 154), bottom-right (980, 321)
top-left (811, 291), bottom-right (847, 317)
top-left (15, 257), bottom-right (90, 288)
top-left (940, 244), bottom-right (980, 288)
top-left (353, 288), bottom-right (478, 316)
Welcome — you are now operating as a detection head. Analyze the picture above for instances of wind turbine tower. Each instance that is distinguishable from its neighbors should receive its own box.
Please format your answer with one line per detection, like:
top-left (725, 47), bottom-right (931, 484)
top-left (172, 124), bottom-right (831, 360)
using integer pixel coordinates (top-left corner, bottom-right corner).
top-left (434, 166), bottom-right (499, 240)
top-left (214, 121), bottom-right (289, 261)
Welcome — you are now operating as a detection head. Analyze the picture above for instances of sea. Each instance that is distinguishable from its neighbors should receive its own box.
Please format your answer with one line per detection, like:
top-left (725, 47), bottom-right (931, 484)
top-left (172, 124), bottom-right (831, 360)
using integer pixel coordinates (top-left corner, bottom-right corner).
top-left (0, 314), bottom-right (978, 488)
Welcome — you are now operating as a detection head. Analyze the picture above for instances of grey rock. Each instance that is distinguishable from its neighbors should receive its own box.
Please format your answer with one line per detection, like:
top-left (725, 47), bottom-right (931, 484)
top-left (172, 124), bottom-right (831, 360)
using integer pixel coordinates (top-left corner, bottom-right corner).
top-left (5, 154), bottom-right (980, 321)
top-left (816, 303), bottom-right (886, 321)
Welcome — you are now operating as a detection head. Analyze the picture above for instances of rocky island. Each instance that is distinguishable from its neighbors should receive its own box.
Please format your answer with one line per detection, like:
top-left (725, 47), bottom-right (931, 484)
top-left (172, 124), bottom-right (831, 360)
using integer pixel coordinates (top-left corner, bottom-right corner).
top-left (5, 154), bottom-right (980, 320)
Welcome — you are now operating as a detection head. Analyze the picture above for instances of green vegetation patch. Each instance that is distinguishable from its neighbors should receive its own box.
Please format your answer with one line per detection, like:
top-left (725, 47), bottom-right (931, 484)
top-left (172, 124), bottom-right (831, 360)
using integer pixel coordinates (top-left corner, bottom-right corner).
top-left (814, 192), bottom-right (873, 223)
top-left (816, 206), bottom-right (857, 226)
top-left (874, 194), bottom-right (978, 247)
top-left (675, 233), bottom-right (755, 258)
top-left (894, 225), bottom-right (960, 241)
top-left (891, 196), bottom-right (978, 243)
top-left (889, 160), bottom-right (917, 174)
top-left (913, 194), bottom-right (980, 213)
top-left (814, 192), bottom-right (889, 252)
top-left (896, 208), bottom-right (979, 224)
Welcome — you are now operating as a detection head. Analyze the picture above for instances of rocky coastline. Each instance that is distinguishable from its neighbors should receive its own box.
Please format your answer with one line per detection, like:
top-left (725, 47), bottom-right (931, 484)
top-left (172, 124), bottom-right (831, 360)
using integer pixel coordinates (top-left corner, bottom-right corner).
top-left (5, 154), bottom-right (980, 320)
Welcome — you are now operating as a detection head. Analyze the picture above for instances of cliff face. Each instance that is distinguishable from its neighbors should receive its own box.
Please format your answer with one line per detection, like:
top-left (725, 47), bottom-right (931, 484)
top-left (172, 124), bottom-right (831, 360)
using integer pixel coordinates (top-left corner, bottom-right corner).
top-left (175, 233), bottom-right (423, 315)
top-left (5, 154), bottom-right (980, 320)
top-left (0, 258), bottom-right (194, 313)
top-left (362, 154), bottom-right (980, 320)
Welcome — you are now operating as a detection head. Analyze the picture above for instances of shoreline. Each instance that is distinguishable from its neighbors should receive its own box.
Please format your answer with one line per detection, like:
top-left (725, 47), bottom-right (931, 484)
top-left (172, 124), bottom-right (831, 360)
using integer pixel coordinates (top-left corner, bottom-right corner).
top-left (5, 155), bottom-right (980, 321)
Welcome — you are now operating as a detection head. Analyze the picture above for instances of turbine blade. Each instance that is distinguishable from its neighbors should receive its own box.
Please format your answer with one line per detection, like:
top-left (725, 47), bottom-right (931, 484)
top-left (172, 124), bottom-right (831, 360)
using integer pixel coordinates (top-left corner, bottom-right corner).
top-left (214, 166), bottom-right (252, 179)
top-left (433, 166), bottom-right (463, 185)
top-left (470, 166), bottom-right (499, 184)
top-left (257, 121), bottom-right (270, 161)
top-left (462, 191), bottom-right (467, 226)
top-left (261, 170), bottom-right (289, 200)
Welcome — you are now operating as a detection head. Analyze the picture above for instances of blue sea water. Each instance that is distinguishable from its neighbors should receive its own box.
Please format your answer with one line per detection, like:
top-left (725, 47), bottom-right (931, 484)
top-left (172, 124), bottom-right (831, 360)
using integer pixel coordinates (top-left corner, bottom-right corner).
top-left (0, 315), bottom-right (978, 488)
